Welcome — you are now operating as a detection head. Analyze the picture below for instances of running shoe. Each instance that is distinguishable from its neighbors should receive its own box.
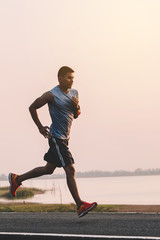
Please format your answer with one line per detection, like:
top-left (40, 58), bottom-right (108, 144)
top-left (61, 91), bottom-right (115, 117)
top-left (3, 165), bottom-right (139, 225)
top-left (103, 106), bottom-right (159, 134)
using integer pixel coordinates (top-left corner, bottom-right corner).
top-left (77, 201), bottom-right (97, 218)
top-left (8, 173), bottom-right (21, 197)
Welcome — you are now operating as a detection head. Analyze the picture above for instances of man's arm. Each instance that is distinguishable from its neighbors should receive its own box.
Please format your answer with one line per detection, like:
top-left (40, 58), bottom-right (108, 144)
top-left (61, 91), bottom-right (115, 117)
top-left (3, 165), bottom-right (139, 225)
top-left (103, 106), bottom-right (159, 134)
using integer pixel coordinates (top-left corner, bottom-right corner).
top-left (72, 96), bottom-right (81, 119)
top-left (29, 91), bottom-right (54, 138)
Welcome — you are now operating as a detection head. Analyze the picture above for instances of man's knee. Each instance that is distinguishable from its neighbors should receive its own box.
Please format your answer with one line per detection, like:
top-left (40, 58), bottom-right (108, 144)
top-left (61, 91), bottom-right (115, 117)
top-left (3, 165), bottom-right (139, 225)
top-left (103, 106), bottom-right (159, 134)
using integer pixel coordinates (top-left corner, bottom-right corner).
top-left (64, 164), bottom-right (75, 176)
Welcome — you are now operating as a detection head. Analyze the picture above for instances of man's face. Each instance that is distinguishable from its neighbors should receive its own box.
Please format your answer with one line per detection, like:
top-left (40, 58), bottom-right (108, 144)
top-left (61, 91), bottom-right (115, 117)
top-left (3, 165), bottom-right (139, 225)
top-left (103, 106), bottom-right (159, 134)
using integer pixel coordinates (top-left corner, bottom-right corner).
top-left (59, 72), bottom-right (74, 89)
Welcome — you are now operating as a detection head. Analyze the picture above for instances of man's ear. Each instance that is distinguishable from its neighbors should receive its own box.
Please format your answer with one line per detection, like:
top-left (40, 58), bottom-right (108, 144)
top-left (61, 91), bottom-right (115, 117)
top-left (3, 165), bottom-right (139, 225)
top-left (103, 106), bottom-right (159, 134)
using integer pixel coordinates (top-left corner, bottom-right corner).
top-left (58, 77), bottom-right (62, 83)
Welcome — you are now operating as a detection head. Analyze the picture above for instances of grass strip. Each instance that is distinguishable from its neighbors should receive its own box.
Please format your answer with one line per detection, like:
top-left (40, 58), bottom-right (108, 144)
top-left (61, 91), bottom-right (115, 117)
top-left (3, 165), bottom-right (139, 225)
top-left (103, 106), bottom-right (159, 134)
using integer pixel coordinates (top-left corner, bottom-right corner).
top-left (0, 203), bottom-right (160, 212)
top-left (0, 187), bottom-right (44, 200)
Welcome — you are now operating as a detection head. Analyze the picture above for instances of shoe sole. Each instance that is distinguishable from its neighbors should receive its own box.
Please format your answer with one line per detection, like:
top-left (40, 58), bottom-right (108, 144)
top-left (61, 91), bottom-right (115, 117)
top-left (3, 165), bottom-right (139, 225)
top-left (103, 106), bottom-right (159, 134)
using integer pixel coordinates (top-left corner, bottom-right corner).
top-left (8, 173), bottom-right (17, 197)
top-left (78, 202), bottom-right (97, 218)
top-left (8, 173), bottom-right (12, 196)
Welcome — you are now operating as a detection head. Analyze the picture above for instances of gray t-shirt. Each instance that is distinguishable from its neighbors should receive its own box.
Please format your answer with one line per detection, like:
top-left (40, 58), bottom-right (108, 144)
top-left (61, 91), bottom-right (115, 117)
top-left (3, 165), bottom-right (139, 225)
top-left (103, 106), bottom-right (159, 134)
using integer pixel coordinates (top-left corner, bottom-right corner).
top-left (48, 85), bottom-right (79, 139)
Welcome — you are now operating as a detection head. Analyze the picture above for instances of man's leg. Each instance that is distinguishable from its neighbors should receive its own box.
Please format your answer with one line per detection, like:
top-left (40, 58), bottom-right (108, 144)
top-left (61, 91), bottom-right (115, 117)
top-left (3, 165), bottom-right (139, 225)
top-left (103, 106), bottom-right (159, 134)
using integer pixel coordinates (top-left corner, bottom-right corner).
top-left (9, 162), bottom-right (56, 197)
top-left (16, 162), bottom-right (56, 185)
top-left (63, 164), bottom-right (82, 208)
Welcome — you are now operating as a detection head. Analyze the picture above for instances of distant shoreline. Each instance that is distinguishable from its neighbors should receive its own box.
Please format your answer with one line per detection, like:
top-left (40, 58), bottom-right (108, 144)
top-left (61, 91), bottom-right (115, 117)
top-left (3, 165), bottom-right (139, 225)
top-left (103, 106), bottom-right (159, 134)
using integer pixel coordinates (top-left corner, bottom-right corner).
top-left (1, 168), bottom-right (160, 181)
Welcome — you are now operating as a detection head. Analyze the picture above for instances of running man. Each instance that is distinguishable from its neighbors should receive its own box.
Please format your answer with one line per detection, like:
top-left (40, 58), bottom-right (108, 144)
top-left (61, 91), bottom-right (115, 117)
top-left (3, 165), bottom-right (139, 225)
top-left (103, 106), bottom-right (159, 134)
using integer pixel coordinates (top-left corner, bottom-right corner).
top-left (9, 66), bottom-right (97, 217)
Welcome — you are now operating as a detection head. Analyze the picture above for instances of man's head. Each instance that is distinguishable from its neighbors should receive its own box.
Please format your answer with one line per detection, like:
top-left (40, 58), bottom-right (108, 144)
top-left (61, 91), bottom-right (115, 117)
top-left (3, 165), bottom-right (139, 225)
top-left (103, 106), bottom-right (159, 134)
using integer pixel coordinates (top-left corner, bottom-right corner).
top-left (58, 66), bottom-right (74, 78)
top-left (58, 66), bottom-right (74, 90)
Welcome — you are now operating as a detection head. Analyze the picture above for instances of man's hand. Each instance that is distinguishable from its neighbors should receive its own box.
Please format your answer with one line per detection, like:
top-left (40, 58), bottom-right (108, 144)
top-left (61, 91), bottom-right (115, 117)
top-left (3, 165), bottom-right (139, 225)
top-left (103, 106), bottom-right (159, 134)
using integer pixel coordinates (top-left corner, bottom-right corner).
top-left (72, 96), bottom-right (81, 119)
top-left (39, 126), bottom-right (52, 139)
top-left (72, 96), bottom-right (79, 109)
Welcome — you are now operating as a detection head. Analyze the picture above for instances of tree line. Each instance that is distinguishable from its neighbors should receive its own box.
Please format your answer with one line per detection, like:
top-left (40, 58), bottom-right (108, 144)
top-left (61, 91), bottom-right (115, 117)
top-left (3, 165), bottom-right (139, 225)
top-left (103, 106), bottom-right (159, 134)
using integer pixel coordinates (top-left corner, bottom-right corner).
top-left (1, 168), bottom-right (160, 180)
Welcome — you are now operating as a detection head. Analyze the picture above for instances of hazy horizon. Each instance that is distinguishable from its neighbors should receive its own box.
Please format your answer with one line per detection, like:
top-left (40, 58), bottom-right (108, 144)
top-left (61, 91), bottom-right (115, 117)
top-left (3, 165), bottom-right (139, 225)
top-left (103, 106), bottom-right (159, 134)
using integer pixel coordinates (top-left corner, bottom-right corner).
top-left (0, 0), bottom-right (160, 175)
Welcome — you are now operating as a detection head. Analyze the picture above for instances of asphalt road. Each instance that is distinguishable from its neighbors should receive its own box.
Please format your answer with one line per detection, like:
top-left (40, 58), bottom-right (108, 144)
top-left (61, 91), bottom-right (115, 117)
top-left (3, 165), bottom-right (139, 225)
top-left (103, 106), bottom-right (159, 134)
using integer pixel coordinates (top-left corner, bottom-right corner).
top-left (0, 212), bottom-right (160, 237)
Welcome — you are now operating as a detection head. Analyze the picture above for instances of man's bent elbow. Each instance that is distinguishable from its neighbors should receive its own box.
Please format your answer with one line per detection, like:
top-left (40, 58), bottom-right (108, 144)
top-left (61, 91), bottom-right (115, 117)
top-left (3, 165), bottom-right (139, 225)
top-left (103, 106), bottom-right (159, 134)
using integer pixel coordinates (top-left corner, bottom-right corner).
top-left (29, 104), bottom-right (32, 112)
top-left (29, 103), bottom-right (35, 114)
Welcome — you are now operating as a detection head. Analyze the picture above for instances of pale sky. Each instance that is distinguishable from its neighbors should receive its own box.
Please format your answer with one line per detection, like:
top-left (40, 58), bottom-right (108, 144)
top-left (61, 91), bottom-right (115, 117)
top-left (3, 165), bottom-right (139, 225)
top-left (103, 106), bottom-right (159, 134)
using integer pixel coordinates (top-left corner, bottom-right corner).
top-left (0, 0), bottom-right (160, 175)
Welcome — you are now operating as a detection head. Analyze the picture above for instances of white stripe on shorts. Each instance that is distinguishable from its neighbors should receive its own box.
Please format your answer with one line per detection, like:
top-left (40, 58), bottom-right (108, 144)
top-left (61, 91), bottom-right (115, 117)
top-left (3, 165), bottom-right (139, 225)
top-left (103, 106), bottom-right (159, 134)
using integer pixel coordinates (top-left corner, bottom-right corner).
top-left (52, 137), bottom-right (65, 167)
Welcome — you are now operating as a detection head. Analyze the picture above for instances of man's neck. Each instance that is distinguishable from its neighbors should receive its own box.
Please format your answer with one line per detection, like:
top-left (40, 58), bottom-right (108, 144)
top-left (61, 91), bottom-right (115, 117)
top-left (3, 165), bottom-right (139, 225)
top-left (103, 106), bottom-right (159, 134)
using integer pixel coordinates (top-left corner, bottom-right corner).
top-left (58, 85), bottom-right (69, 93)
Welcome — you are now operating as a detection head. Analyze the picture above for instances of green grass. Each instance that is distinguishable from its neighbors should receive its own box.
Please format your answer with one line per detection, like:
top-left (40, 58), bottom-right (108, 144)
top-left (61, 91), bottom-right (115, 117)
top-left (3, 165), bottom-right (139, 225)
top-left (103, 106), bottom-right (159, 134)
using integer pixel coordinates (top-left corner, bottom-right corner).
top-left (0, 203), bottom-right (77, 212)
top-left (0, 203), bottom-right (160, 213)
top-left (0, 187), bottom-right (44, 200)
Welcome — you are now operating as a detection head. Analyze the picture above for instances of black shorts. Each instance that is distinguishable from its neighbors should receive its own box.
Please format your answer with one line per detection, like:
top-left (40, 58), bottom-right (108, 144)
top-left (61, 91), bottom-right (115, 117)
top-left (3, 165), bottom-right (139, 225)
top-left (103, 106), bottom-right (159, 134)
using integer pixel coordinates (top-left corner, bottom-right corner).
top-left (44, 137), bottom-right (74, 168)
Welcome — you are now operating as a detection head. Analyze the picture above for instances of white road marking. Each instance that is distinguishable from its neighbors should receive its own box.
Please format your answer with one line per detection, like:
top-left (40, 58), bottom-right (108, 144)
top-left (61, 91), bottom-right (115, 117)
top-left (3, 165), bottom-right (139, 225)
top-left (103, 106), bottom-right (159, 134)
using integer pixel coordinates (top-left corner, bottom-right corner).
top-left (0, 232), bottom-right (160, 239)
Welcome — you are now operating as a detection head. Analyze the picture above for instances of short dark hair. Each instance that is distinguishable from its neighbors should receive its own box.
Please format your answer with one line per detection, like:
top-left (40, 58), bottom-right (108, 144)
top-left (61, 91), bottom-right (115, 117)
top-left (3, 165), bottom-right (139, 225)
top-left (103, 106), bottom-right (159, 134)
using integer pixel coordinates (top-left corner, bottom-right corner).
top-left (57, 66), bottom-right (74, 78)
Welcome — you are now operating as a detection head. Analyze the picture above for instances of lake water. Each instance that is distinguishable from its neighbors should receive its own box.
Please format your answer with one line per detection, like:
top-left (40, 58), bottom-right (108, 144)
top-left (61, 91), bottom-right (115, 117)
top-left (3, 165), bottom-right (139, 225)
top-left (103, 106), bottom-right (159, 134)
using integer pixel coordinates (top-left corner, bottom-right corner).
top-left (0, 175), bottom-right (160, 205)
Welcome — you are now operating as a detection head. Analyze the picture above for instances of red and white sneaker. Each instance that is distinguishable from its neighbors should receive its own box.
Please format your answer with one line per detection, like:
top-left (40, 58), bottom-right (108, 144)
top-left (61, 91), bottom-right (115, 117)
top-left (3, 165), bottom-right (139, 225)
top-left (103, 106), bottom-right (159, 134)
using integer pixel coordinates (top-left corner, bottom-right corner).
top-left (77, 201), bottom-right (97, 218)
top-left (8, 173), bottom-right (21, 197)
